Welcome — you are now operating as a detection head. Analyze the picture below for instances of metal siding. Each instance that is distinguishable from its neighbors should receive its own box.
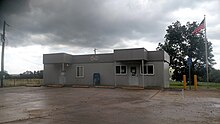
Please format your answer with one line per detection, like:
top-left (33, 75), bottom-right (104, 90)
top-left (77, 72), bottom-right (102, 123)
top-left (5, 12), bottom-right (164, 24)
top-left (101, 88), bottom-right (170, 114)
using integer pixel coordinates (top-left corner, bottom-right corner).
top-left (164, 51), bottom-right (170, 63)
top-left (62, 64), bottom-right (74, 84)
top-left (72, 54), bottom-right (114, 63)
top-left (64, 54), bottom-right (73, 63)
top-left (43, 64), bottom-right (61, 84)
top-left (43, 48), bottom-right (170, 88)
top-left (43, 53), bottom-right (72, 64)
top-left (115, 76), bottom-right (129, 86)
top-left (114, 48), bottom-right (147, 61)
top-left (115, 61), bottom-right (141, 86)
top-left (71, 63), bottom-right (114, 85)
top-left (143, 62), bottom-right (164, 87)
top-left (148, 51), bottom-right (164, 61)
top-left (163, 62), bottom-right (170, 88)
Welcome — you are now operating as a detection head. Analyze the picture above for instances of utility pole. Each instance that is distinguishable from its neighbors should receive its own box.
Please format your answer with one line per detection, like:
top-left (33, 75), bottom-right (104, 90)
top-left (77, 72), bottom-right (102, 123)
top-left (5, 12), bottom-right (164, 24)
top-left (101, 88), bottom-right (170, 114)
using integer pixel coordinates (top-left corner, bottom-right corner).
top-left (1, 21), bottom-right (8, 88)
top-left (204, 15), bottom-right (209, 83)
top-left (94, 48), bottom-right (97, 54)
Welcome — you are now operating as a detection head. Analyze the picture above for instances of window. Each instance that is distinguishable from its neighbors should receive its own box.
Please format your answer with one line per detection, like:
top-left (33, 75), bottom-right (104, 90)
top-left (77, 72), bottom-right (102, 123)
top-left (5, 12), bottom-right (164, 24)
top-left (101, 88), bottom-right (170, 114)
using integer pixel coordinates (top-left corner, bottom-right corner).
top-left (147, 65), bottom-right (154, 74)
top-left (116, 65), bottom-right (127, 75)
top-left (121, 66), bottom-right (127, 74)
top-left (76, 66), bottom-right (84, 77)
top-left (116, 66), bottom-right (120, 74)
top-left (140, 64), bottom-right (154, 75)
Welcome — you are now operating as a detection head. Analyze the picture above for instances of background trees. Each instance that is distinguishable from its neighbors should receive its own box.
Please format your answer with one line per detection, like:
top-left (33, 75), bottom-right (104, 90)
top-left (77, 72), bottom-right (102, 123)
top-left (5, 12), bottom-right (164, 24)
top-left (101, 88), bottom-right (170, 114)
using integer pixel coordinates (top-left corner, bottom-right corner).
top-left (209, 69), bottom-right (220, 83)
top-left (157, 21), bottom-right (215, 82)
top-left (5, 70), bottom-right (43, 79)
top-left (19, 70), bottom-right (43, 79)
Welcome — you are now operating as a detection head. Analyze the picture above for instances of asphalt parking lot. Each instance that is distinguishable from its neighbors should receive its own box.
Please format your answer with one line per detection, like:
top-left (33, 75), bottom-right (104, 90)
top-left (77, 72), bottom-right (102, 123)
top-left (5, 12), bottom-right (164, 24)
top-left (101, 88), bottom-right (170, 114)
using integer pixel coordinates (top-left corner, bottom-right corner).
top-left (0, 87), bottom-right (220, 124)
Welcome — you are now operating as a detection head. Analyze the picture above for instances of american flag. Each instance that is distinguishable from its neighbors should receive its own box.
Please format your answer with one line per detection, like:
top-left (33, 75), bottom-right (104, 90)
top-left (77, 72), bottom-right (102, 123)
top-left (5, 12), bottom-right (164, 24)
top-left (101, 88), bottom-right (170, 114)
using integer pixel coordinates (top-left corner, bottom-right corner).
top-left (192, 18), bottom-right (205, 35)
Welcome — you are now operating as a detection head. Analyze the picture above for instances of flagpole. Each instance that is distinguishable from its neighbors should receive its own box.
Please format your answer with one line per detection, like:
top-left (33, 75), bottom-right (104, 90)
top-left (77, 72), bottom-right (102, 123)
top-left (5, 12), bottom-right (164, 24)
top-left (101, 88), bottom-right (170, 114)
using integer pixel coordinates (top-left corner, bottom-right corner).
top-left (204, 15), bottom-right (209, 83)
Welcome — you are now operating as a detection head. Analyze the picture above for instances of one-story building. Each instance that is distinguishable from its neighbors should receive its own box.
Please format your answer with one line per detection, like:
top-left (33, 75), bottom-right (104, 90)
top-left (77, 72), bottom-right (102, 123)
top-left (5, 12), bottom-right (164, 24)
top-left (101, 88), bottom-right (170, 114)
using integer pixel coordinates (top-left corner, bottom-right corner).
top-left (43, 48), bottom-right (170, 88)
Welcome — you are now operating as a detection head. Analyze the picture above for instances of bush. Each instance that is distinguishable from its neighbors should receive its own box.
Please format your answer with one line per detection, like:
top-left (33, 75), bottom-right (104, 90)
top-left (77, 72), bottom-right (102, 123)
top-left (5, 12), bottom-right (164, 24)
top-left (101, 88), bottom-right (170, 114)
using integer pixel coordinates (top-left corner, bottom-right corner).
top-left (209, 69), bottom-right (220, 83)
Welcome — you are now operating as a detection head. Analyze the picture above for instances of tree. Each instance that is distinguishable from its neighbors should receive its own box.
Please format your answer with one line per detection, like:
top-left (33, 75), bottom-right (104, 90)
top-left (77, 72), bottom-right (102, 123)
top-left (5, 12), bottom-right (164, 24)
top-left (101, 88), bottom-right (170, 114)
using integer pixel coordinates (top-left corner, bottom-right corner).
top-left (2, 70), bottom-right (10, 79)
top-left (19, 70), bottom-right (43, 79)
top-left (209, 69), bottom-right (220, 83)
top-left (157, 21), bottom-right (215, 82)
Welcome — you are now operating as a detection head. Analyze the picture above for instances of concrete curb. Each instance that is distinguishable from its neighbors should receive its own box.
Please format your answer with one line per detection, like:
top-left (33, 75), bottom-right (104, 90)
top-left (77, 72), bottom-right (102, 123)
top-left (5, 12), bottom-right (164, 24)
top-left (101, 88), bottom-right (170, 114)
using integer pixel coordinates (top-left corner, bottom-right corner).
top-left (26, 84), bottom-right (41, 87)
top-left (94, 85), bottom-right (115, 89)
top-left (46, 84), bottom-right (64, 88)
top-left (72, 85), bottom-right (90, 88)
top-left (121, 86), bottom-right (144, 90)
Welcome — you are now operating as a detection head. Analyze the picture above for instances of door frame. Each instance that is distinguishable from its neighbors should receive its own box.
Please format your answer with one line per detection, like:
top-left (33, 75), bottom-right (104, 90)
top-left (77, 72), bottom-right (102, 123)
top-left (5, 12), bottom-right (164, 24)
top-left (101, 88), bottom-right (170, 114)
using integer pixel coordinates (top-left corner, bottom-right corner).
top-left (128, 65), bottom-right (139, 86)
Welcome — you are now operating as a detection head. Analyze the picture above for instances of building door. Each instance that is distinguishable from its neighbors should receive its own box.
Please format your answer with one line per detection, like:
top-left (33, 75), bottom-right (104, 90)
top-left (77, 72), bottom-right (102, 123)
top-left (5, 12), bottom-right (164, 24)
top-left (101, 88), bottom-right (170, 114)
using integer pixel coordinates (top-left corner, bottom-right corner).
top-left (129, 66), bottom-right (139, 86)
top-left (59, 71), bottom-right (66, 84)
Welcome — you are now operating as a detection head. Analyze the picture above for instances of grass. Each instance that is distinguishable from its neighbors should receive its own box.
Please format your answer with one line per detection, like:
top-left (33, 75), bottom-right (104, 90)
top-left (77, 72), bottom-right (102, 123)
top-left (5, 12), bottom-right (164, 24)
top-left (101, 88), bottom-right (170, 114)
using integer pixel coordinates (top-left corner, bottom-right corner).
top-left (170, 81), bottom-right (220, 90)
top-left (2, 79), bottom-right (220, 89)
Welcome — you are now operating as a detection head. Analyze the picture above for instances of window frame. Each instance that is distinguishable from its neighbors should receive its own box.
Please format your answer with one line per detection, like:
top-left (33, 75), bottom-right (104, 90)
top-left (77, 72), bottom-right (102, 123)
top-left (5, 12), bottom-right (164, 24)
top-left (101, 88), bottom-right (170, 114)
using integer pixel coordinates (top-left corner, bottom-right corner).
top-left (146, 64), bottom-right (154, 75)
top-left (115, 65), bottom-right (127, 75)
top-left (76, 66), bottom-right (84, 78)
top-left (140, 64), bottom-right (154, 75)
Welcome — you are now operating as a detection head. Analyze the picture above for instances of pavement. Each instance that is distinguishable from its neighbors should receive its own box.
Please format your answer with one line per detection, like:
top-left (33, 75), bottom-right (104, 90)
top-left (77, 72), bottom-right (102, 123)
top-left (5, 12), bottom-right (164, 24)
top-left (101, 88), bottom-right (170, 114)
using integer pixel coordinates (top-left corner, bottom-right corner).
top-left (0, 87), bottom-right (219, 124)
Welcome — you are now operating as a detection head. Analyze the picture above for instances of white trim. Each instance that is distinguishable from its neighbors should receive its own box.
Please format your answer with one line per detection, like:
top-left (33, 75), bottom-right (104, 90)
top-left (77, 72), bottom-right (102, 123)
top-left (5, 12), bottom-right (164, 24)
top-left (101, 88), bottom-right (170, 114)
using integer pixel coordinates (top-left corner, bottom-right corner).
top-left (140, 65), bottom-right (146, 75)
top-left (142, 60), bottom-right (145, 88)
top-left (76, 66), bottom-right (84, 78)
top-left (115, 65), bottom-right (127, 75)
top-left (140, 64), bottom-right (154, 75)
top-left (114, 61), bottom-right (117, 87)
top-left (146, 64), bottom-right (154, 75)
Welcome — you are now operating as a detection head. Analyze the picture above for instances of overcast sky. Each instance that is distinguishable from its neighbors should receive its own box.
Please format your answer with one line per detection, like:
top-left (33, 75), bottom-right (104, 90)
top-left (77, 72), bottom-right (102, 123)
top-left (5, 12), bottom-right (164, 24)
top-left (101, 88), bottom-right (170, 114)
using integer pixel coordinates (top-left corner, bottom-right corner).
top-left (0, 0), bottom-right (220, 74)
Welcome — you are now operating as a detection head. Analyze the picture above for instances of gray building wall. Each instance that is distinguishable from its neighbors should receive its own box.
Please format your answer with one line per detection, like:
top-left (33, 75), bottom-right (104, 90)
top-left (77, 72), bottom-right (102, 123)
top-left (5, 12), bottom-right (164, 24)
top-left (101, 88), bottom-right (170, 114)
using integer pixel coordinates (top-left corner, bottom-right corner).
top-left (163, 62), bottom-right (170, 88)
top-left (43, 48), bottom-right (170, 88)
top-left (71, 63), bottom-right (114, 86)
top-left (72, 53), bottom-right (113, 63)
top-left (143, 62), bottom-right (164, 87)
top-left (115, 61), bottom-right (141, 86)
top-left (43, 53), bottom-right (72, 64)
top-left (148, 50), bottom-right (170, 63)
top-left (114, 48), bottom-right (147, 61)
top-left (44, 64), bottom-right (62, 84)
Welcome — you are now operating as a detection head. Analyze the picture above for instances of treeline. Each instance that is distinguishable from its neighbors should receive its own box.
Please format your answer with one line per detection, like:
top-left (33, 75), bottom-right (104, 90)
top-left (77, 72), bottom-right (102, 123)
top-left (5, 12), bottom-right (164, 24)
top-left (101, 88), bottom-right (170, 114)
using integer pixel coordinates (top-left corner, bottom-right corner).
top-left (4, 69), bottom-right (220, 82)
top-left (5, 70), bottom-right (43, 79)
top-left (173, 68), bottom-right (220, 83)
top-left (209, 69), bottom-right (220, 83)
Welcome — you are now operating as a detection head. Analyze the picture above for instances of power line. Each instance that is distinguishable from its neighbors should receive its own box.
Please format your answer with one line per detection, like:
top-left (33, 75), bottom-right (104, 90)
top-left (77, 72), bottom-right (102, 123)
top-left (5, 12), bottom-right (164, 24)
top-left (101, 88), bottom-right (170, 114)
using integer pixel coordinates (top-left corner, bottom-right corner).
top-left (8, 51), bottom-right (42, 66)
top-left (1, 22), bottom-right (42, 66)
top-left (5, 24), bottom-right (25, 34)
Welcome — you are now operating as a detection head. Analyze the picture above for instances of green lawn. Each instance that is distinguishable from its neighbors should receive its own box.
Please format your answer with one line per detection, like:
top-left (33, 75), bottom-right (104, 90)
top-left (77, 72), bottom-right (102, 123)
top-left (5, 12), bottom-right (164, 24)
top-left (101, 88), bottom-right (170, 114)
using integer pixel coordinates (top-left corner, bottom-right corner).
top-left (170, 81), bottom-right (220, 90)
top-left (2, 79), bottom-right (220, 89)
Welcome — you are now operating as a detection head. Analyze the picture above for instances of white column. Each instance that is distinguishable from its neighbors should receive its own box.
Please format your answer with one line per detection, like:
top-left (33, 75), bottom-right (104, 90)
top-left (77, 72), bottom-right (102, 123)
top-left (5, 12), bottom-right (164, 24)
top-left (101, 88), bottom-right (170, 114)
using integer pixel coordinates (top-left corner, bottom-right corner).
top-left (114, 61), bottom-right (116, 87)
top-left (142, 60), bottom-right (145, 88)
top-left (61, 63), bottom-right (65, 72)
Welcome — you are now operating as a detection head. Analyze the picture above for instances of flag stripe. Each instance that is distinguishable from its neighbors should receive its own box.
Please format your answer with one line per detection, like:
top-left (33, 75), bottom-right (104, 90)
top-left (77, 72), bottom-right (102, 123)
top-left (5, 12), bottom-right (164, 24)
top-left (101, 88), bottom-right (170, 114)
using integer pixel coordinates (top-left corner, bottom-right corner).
top-left (192, 18), bottom-right (205, 35)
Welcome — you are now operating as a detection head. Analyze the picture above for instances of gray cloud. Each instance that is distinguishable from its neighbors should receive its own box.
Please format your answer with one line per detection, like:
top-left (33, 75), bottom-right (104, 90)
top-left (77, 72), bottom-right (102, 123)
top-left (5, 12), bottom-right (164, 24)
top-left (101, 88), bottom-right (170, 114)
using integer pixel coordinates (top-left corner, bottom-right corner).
top-left (0, 0), bottom-right (30, 16)
top-left (1, 0), bottom-right (220, 49)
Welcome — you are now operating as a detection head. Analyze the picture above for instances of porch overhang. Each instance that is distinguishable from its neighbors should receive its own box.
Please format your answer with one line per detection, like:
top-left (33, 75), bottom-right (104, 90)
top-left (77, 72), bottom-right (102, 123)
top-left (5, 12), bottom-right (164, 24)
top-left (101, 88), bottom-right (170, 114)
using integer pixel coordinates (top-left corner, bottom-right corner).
top-left (114, 48), bottom-right (148, 61)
